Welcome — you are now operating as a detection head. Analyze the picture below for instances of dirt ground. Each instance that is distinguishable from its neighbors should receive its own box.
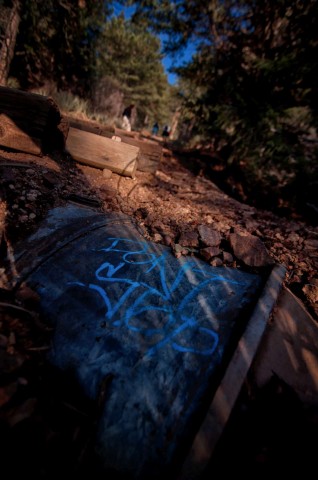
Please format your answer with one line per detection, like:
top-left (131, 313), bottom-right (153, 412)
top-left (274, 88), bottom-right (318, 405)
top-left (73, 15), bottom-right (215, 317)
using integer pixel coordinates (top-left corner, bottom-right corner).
top-left (1, 142), bottom-right (317, 316)
top-left (1, 141), bottom-right (318, 477)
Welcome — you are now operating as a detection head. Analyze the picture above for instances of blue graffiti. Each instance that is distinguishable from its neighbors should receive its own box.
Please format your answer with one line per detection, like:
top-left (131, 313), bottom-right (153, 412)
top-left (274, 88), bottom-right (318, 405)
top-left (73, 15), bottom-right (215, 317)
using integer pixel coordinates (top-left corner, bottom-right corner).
top-left (69, 237), bottom-right (245, 357)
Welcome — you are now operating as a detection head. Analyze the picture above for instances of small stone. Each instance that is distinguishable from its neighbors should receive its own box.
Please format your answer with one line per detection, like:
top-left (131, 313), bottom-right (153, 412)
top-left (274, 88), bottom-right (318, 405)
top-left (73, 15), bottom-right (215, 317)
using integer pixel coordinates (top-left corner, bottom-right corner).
top-left (229, 232), bottom-right (274, 267)
top-left (204, 215), bottom-right (213, 224)
top-left (163, 235), bottom-right (173, 246)
top-left (153, 233), bottom-right (163, 242)
top-left (26, 194), bottom-right (37, 201)
top-left (29, 213), bottom-right (36, 220)
top-left (200, 246), bottom-right (221, 261)
top-left (275, 233), bottom-right (285, 241)
top-left (210, 257), bottom-right (223, 267)
top-left (287, 233), bottom-right (302, 244)
top-left (173, 244), bottom-right (183, 254)
top-left (152, 221), bottom-right (165, 233)
top-left (223, 251), bottom-right (234, 263)
top-left (179, 231), bottom-right (199, 248)
top-left (198, 225), bottom-right (222, 247)
top-left (302, 284), bottom-right (318, 304)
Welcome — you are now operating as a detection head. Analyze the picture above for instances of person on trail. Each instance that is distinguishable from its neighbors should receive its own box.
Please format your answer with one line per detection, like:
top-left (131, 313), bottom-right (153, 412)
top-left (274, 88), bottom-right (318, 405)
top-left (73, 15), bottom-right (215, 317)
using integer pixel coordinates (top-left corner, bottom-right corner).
top-left (152, 122), bottom-right (159, 136)
top-left (122, 104), bottom-right (135, 132)
top-left (162, 125), bottom-right (170, 138)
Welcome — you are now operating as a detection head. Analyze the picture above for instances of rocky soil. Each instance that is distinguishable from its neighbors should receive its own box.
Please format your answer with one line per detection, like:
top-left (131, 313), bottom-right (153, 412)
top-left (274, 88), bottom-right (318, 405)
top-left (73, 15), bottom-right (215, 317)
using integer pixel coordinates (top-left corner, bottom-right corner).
top-left (1, 144), bottom-right (317, 318)
top-left (0, 142), bottom-right (318, 477)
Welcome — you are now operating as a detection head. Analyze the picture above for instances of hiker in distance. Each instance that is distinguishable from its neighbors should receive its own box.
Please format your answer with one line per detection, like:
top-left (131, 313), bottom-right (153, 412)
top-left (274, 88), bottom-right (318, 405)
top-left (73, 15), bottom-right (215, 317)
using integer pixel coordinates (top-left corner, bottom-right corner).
top-left (162, 125), bottom-right (170, 138)
top-left (152, 122), bottom-right (159, 136)
top-left (122, 104), bottom-right (136, 132)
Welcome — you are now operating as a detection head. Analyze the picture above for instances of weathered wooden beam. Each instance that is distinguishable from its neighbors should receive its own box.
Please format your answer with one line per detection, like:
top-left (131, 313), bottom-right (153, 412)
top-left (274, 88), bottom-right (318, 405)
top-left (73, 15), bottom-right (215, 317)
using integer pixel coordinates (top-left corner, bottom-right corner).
top-left (114, 127), bottom-right (139, 139)
top-left (66, 127), bottom-right (139, 178)
top-left (66, 116), bottom-right (115, 136)
top-left (179, 264), bottom-right (287, 480)
top-left (65, 116), bottom-right (162, 173)
top-left (114, 134), bottom-right (162, 173)
top-left (0, 86), bottom-right (68, 155)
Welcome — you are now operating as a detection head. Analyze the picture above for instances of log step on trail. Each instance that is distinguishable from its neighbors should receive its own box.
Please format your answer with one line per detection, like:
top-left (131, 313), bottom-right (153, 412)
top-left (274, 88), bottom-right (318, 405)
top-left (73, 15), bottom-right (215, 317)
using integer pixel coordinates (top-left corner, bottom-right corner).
top-left (0, 86), bottom-right (68, 155)
top-left (0, 88), bottom-right (161, 175)
top-left (67, 116), bottom-right (162, 173)
top-left (65, 126), bottom-right (139, 178)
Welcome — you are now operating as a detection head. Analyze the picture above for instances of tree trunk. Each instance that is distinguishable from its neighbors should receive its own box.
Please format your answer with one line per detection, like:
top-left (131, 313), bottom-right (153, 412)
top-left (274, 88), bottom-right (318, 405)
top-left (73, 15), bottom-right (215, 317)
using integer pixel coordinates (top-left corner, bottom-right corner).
top-left (0, 0), bottom-right (21, 86)
top-left (169, 108), bottom-right (181, 140)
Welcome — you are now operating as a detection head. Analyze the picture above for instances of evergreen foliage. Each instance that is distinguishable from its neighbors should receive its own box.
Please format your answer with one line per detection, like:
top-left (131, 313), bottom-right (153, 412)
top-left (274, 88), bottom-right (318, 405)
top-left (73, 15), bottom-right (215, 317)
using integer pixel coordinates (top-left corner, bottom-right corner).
top-left (1, 0), bottom-right (317, 215)
top-left (2, 0), bottom-right (174, 129)
top-left (8, 0), bottom-right (109, 95)
top-left (129, 0), bottom-right (318, 214)
top-left (95, 14), bottom-right (172, 127)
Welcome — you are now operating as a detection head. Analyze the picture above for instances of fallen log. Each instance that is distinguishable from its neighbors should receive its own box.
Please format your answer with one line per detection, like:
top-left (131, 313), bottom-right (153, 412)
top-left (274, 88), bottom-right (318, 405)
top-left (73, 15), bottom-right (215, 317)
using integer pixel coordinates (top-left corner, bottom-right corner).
top-left (66, 127), bottom-right (139, 178)
top-left (0, 86), bottom-right (68, 155)
top-left (66, 116), bottom-right (162, 173)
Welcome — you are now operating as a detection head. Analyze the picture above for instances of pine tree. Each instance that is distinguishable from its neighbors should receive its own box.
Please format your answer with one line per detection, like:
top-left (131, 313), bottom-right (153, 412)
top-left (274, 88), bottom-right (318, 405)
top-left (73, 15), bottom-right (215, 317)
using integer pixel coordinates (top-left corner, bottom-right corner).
top-left (95, 14), bottom-right (173, 127)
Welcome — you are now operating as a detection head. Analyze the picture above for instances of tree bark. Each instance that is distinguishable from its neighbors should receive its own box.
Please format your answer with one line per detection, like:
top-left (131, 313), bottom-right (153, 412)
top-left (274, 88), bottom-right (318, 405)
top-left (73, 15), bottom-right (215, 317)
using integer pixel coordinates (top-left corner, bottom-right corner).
top-left (0, 0), bottom-right (21, 86)
top-left (169, 108), bottom-right (181, 140)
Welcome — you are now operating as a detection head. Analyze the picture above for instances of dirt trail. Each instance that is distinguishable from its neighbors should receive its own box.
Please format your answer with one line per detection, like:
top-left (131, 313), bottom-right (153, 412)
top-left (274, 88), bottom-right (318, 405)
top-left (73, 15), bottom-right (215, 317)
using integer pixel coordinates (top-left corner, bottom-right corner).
top-left (1, 143), bottom-right (318, 477)
top-left (1, 144), bottom-right (317, 319)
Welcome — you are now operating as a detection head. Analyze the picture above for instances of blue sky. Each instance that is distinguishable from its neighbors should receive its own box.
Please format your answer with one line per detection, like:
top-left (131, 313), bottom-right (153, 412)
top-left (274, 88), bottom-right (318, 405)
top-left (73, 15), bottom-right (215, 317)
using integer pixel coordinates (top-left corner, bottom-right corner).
top-left (160, 35), bottom-right (197, 84)
top-left (162, 56), bottom-right (179, 85)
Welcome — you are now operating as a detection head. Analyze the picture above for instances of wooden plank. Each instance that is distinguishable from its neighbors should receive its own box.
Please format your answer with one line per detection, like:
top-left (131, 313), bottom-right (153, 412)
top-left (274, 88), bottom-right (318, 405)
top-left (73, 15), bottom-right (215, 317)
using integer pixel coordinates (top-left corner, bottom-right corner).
top-left (252, 287), bottom-right (318, 406)
top-left (66, 127), bottom-right (139, 178)
top-left (179, 264), bottom-right (287, 480)
top-left (102, 129), bottom-right (162, 173)
top-left (114, 127), bottom-right (140, 138)
top-left (65, 116), bottom-right (162, 173)
top-left (66, 116), bottom-right (115, 136)
top-left (0, 86), bottom-right (68, 154)
top-left (111, 134), bottom-right (162, 173)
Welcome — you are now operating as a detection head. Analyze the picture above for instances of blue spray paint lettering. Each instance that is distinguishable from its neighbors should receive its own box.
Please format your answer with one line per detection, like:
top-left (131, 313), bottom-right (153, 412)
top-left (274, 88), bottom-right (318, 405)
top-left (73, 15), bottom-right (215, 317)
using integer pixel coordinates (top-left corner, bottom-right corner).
top-left (69, 237), bottom-right (246, 357)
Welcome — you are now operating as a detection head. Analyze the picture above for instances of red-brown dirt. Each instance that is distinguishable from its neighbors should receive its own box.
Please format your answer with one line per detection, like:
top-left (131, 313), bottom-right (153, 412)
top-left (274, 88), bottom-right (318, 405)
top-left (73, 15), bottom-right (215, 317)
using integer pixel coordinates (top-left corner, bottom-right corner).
top-left (1, 141), bottom-right (318, 477)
